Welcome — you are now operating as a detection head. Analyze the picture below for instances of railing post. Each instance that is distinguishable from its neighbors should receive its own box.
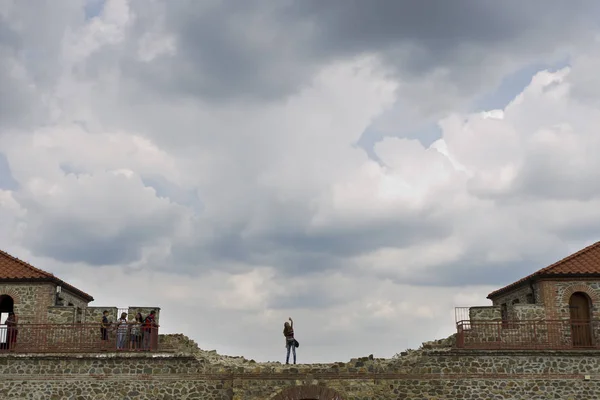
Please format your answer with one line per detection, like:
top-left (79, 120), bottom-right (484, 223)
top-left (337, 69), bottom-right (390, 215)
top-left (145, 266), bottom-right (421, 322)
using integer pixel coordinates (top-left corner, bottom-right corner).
top-left (456, 324), bottom-right (464, 348)
top-left (497, 321), bottom-right (501, 349)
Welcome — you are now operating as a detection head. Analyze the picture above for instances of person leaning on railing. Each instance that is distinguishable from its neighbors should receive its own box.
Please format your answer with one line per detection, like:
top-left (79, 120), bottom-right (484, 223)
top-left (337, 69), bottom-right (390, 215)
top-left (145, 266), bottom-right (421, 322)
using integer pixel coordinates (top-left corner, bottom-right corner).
top-left (129, 312), bottom-right (143, 350)
top-left (100, 310), bottom-right (110, 345)
top-left (142, 310), bottom-right (157, 350)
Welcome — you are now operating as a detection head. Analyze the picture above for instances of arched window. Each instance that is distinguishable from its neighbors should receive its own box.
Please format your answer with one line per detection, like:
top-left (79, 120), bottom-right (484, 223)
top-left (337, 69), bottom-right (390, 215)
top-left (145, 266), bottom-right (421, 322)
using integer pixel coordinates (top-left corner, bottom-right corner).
top-left (569, 292), bottom-right (592, 347)
top-left (0, 295), bottom-right (14, 349)
top-left (0, 295), bottom-right (14, 323)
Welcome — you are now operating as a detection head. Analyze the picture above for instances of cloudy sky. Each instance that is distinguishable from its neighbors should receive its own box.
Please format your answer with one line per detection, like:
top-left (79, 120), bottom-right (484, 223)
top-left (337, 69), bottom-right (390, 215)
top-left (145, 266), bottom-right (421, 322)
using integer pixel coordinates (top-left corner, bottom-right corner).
top-left (2, 0), bottom-right (600, 363)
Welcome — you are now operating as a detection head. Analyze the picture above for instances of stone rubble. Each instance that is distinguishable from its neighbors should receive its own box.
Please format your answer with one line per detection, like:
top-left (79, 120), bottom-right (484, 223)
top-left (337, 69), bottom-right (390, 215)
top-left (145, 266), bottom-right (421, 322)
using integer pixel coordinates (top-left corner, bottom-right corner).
top-left (159, 332), bottom-right (458, 373)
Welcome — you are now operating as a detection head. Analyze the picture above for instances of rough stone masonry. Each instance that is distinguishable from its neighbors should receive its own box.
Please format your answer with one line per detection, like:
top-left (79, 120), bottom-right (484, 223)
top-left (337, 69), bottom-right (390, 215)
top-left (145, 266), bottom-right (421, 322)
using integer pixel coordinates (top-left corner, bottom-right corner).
top-left (1, 334), bottom-right (600, 399)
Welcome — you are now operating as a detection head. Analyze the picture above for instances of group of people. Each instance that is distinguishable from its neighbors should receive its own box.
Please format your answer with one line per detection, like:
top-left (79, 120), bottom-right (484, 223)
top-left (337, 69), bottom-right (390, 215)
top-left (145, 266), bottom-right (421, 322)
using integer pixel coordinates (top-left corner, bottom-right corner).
top-left (100, 310), bottom-right (157, 351)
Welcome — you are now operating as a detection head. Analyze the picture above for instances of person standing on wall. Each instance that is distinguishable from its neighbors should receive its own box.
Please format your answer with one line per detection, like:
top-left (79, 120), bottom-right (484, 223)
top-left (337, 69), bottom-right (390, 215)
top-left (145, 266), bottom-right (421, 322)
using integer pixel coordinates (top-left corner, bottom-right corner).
top-left (116, 312), bottom-right (128, 350)
top-left (6, 312), bottom-right (17, 351)
top-left (283, 317), bottom-right (298, 365)
top-left (100, 310), bottom-right (110, 349)
top-left (142, 310), bottom-right (157, 350)
top-left (129, 312), bottom-right (143, 350)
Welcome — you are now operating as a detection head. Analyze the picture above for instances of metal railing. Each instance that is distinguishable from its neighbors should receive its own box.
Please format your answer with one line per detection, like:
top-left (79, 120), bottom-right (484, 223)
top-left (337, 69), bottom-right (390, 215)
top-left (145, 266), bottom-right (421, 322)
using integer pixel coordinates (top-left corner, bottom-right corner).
top-left (454, 307), bottom-right (471, 325)
top-left (456, 319), bottom-right (600, 350)
top-left (0, 323), bottom-right (160, 353)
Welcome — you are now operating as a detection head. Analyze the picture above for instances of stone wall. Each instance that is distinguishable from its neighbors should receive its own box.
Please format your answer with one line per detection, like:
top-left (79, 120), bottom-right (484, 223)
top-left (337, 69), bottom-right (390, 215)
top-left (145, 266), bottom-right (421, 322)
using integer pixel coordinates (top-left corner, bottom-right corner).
top-left (491, 283), bottom-right (536, 307)
top-left (494, 279), bottom-right (600, 323)
top-left (469, 306), bottom-right (500, 321)
top-left (82, 307), bottom-right (160, 325)
top-left (47, 306), bottom-right (76, 324)
top-left (463, 305), bottom-right (561, 348)
top-left (2, 337), bottom-right (600, 399)
top-left (85, 306), bottom-right (118, 324)
top-left (1, 281), bottom-right (160, 328)
top-left (0, 282), bottom-right (55, 324)
top-left (543, 280), bottom-right (600, 319)
top-left (513, 304), bottom-right (545, 321)
top-left (55, 287), bottom-right (90, 323)
top-left (128, 306), bottom-right (161, 324)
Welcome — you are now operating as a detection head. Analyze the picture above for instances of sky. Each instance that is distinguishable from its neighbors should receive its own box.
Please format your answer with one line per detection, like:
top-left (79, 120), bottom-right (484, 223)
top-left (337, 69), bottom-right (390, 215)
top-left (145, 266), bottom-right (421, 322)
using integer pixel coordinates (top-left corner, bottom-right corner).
top-left (2, 0), bottom-right (600, 363)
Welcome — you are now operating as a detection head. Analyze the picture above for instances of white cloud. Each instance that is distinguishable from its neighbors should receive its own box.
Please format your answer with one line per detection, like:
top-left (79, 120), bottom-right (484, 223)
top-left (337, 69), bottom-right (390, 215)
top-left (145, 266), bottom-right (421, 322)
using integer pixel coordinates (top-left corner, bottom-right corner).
top-left (1, 1), bottom-right (600, 363)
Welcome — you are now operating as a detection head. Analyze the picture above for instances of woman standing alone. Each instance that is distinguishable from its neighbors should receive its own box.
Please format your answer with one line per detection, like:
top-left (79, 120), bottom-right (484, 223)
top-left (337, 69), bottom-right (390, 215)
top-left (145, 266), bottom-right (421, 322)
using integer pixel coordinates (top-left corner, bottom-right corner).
top-left (283, 317), bottom-right (296, 364)
top-left (6, 312), bottom-right (17, 350)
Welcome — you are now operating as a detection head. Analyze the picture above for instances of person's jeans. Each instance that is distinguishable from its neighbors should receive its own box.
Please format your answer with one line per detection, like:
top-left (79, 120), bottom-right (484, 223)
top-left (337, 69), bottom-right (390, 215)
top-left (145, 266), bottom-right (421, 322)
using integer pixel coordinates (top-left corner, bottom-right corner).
top-left (117, 332), bottom-right (126, 349)
top-left (143, 330), bottom-right (151, 350)
top-left (286, 339), bottom-right (296, 364)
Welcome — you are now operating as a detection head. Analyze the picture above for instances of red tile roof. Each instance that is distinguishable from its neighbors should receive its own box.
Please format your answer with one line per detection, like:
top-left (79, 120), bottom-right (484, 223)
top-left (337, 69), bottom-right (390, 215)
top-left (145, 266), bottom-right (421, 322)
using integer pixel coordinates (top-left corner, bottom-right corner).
top-left (488, 241), bottom-right (600, 299)
top-left (0, 249), bottom-right (94, 302)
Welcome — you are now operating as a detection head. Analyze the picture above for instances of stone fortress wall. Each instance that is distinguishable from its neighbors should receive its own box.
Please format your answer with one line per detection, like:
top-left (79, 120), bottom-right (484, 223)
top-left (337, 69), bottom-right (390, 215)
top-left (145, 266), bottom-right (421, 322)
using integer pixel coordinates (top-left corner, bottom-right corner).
top-left (1, 334), bottom-right (600, 399)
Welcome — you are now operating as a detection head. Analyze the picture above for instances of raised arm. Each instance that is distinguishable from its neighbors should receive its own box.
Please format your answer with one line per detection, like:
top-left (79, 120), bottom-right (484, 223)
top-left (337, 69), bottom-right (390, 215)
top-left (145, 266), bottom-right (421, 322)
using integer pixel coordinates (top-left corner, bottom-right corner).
top-left (289, 317), bottom-right (293, 329)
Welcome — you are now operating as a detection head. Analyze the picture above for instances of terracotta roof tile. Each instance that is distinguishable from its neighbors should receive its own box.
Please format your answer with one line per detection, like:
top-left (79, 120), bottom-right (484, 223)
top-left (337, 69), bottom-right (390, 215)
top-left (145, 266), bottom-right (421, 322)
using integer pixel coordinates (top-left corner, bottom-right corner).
top-left (0, 249), bottom-right (56, 279)
top-left (488, 241), bottom-right (600, 299)
top-left (0, 249), bottom-right (94, 302)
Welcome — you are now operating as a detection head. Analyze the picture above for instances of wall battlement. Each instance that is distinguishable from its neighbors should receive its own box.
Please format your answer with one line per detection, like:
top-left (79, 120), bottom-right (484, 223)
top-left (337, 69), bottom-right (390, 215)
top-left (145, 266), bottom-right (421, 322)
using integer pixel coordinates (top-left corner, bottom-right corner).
top-left (2, 333), bottom-right (600, 399)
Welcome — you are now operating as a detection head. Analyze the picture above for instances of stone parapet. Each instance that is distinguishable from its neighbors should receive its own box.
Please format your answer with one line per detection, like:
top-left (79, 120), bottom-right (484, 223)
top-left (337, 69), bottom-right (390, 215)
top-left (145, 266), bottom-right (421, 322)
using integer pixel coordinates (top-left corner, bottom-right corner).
top-left (127, 306), bottom-right (160, 324)
top-left (513, 303), bottom-right (545, 320)
top-left (469, 306), bottom-right (501, 321)
top-left (85, 306), bottom-right (118, 324)
top-left (47, 306), bottom-right (76, 324)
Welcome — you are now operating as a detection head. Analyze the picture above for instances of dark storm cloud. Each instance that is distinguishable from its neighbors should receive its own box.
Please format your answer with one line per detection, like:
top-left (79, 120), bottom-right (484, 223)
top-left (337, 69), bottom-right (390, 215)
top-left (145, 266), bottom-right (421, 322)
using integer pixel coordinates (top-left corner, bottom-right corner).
top-left (16, 199), bottom-right (186, 266)
top-left (415, 257), bottom-right (540, 288)
top-left (398, 239), bottom-right (590, 289)
top-left (278, 0), bottom-right (600, 104)
top-left (272, 218), bottom-right (451, 257)
top-left (121, 0), bottom-right (317, 102)
top-left (23, 218), bottom-right (151, 265)
top-left (510, 160), bottom-right (600, 202)
top-left (28, 223), bottom-right (147, 266)
top-left (167, 209), bottom-right (454, 278)
top-left (282, 1), bottom-right (594, 55)
top-left (390, 254), bottom-right (531, 290)
top-left (267, 287), bottom-right (346, 310)
top-left (119, 0), bottom-right (599, 102)
top-left (284, 1), bottom-right (523, 54)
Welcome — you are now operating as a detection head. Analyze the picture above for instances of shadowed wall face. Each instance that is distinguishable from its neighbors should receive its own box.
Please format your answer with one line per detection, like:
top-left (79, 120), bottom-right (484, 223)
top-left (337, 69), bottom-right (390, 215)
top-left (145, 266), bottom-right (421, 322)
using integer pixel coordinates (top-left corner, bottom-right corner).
top-left (1, 341), bottom-right (600, 400)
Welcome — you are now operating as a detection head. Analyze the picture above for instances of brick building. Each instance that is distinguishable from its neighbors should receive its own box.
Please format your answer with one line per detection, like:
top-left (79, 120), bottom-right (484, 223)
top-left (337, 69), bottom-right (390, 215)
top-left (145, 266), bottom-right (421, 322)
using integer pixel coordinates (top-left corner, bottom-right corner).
top-left (457, 241), bottom-right (600, 349)
top-left (0, 249), bottom-right (93, 325)
top-left (0, 248), bottom-right (160, 327)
